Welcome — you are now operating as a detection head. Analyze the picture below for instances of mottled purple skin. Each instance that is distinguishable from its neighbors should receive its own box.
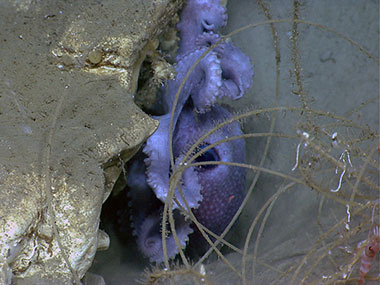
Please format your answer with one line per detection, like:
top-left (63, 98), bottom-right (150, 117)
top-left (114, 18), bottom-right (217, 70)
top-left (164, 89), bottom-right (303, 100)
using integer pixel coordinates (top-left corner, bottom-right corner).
top-left (144, 38), bottom-right (253, 208)
top-left (173, 104), bottom-right (246, 235)
top-left (191, 32), bottom-right (255, 101)
top-left (127, 0), bottom-right (253, 263)
top-left (127, 152), bottom-right (193, 263)
top-left (219, 42), bottom-right (254, 100)
top-left (135, 211), bottom-right (192, 263)
top-left (177, 0), bottom-right (227, 56)
top-left (129, 101), bottom-right (246, 262)
top-left (143, 47), bottom-right (224, 214)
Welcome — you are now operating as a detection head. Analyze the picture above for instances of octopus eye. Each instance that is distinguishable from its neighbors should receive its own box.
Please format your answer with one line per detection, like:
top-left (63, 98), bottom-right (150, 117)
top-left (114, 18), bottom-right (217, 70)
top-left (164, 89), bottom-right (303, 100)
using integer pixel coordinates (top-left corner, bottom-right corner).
top-left (195, 144), bottom-right (219, 170)
top-left (202, 19), bottom-right (214, 32)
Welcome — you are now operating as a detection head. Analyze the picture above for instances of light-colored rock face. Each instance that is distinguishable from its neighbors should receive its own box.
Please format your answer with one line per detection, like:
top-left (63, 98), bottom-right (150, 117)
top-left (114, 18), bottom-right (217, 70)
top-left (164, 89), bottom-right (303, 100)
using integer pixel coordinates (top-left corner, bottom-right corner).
top-left (0, 0), bottom-right (182, 283)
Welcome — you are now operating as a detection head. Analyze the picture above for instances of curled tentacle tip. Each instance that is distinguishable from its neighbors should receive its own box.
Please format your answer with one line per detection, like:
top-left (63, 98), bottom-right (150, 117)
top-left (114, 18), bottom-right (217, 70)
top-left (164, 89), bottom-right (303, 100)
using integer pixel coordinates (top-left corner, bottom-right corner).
top-left (136, 214), bottom-right (163, 262)
top-left (220, 42), bottom-right (254, 99)
top-left (137, 212), bottom-right (193, 263)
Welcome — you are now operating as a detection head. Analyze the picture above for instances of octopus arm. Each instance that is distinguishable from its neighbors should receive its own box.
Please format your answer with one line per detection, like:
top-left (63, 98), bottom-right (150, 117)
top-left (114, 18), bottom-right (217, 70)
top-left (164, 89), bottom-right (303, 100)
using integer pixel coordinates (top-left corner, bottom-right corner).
top-left (136, 210), bottom-right (193, 263)
top-left (143, 114), bottom-right (172, 206)
top-left (219, 42), bottom-right (254, 100)
top-left (173, 154), bottom-right (203, 209)
top-left (171, 48), bottom-right (222, 113)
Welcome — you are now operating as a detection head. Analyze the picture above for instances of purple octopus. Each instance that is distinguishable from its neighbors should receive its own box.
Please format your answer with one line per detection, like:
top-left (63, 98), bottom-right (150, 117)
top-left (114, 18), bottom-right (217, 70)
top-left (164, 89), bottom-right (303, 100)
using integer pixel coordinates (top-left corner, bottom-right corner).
top-left (126, 0), bottom-right (254, 263)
